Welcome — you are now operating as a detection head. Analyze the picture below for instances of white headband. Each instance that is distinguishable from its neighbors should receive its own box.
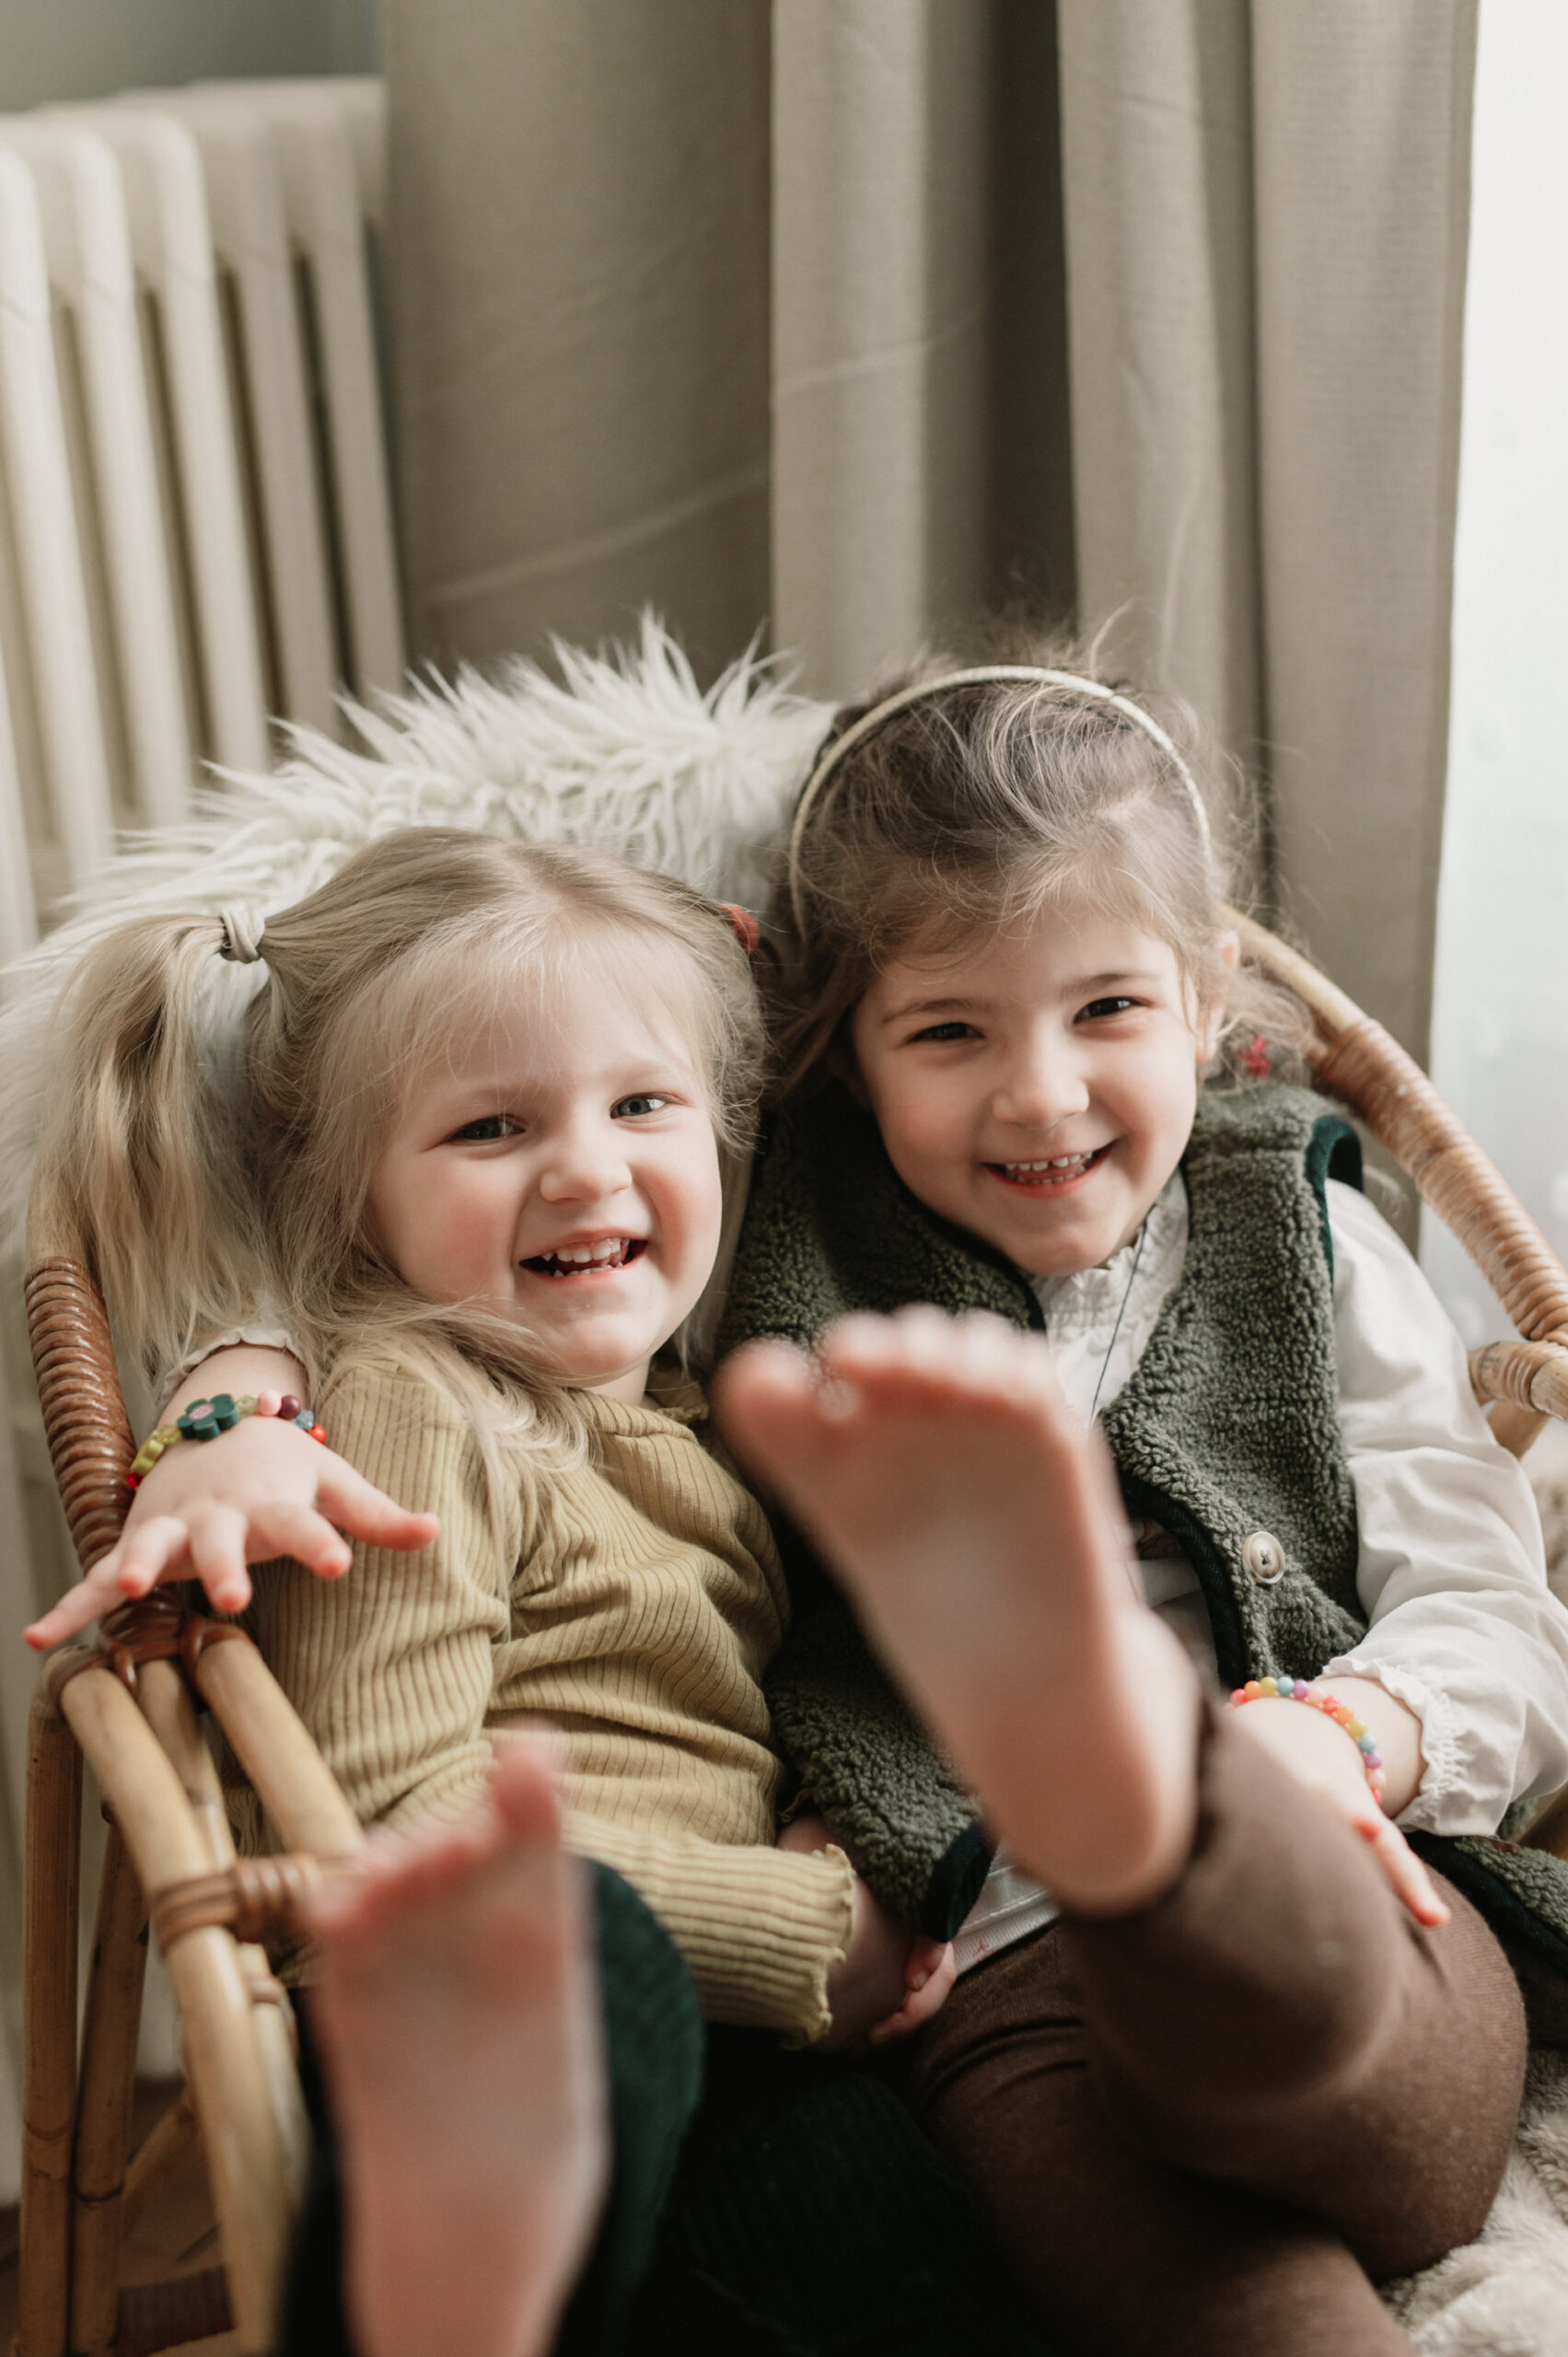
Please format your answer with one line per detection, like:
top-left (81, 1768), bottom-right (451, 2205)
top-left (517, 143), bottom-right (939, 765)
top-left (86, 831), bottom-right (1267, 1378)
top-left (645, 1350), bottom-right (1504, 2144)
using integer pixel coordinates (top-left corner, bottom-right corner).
top-left (785, 665), bottom-right (1213, 931)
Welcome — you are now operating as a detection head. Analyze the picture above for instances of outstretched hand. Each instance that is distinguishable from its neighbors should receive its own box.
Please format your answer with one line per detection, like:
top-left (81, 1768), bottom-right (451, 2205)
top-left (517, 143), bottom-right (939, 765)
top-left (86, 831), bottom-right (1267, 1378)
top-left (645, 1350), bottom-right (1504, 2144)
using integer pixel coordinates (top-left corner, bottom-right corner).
top-left (24, 1414), bottom-right (439, 1651)
top-left (1227, 1683), bottom-right (1448, 1928)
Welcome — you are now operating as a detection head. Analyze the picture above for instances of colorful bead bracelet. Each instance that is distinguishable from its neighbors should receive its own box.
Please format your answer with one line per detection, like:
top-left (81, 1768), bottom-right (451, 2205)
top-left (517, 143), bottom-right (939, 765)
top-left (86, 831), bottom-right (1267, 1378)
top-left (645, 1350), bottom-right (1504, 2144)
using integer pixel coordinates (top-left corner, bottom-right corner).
top-left (1228, 1676), bottom-right (1387, 1805)
top-left (127, 1391), bottom-right (325, 1490)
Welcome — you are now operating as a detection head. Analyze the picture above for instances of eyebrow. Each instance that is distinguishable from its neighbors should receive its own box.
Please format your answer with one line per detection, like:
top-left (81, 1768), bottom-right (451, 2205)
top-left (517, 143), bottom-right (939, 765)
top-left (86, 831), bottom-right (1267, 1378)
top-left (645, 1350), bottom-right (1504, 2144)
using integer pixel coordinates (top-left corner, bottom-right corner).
top-left (877, 994), bottom-right (992, 1026)
top-left (878, 970), bottom-right (1167, 1027)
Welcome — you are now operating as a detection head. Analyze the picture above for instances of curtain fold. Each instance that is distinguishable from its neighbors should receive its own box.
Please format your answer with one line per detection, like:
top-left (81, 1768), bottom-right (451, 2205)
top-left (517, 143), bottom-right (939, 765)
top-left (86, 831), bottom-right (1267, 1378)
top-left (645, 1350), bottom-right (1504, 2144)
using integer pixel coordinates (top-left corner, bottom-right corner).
top-left (771, 0), bottom-right (995, 699)
top-left (1057, 0), bottom-right (1477, 1062)
top-left (383, 0), bottom-right (773, 677)
top-left (772, 0), bottom-right (1074, 701)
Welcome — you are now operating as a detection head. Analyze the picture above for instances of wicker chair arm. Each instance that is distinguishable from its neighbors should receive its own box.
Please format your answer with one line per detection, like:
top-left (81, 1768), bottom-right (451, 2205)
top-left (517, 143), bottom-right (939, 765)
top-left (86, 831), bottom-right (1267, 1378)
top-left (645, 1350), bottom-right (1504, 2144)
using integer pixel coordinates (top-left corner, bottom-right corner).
top-left (1227, 911), bottom-right (1568, 1442)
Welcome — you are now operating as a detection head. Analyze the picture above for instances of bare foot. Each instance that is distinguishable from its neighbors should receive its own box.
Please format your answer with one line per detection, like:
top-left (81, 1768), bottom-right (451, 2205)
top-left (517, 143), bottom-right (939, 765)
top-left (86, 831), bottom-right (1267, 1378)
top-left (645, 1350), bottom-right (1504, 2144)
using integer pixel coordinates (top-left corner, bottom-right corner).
top-left (714, 1308), bottom-right (1202, 1916)
top-left (306, 1737), bottom-right (609, 2357)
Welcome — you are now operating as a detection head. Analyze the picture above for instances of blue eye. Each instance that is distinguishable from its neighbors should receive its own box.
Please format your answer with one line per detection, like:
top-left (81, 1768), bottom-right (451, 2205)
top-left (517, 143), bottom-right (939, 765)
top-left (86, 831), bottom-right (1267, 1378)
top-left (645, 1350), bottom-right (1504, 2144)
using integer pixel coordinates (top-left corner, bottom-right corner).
top-left (612, 1093), bottom-right (670, 1118)
top-left (453, 1114), bottom-right (517, 1142)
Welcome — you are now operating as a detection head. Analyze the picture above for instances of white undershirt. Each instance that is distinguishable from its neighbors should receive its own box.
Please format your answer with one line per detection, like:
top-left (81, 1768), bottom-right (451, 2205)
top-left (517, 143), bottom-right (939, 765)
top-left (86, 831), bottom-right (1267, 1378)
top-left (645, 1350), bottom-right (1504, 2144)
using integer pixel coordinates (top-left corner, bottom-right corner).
top-left (952, 1171), bottom-right (1568, 1975)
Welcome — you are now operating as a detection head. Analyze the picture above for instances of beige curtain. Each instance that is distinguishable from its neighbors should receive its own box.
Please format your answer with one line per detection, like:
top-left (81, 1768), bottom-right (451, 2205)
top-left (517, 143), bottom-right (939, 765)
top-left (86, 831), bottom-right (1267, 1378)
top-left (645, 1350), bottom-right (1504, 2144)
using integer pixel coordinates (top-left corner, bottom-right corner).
top-left (383, 0), bottom-right (773, 679)
top-left (1057, 0), bottom-right (1476, 1063)
top-left (387, 0), bottom-right (1474, 1065)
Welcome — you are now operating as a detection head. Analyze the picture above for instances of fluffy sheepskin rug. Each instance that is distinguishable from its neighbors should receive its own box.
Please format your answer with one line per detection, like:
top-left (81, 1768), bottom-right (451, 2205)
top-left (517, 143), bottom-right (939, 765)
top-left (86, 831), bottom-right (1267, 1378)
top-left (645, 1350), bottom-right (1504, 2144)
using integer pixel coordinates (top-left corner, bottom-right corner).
top-left (1388, 2051), bottom-right (1568, 2351)
top-left (6, 614), bottom-right (1568, 2349)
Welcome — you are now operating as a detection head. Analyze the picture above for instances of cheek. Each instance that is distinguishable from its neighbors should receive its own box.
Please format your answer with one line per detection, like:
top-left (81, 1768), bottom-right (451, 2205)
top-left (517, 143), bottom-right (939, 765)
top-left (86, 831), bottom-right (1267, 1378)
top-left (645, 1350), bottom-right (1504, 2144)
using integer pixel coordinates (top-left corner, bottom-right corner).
top-left (682, 1155), bottom-right (727, 1266)
top-left (1127, 1047), bottom-right (1200, 1156)
top-left (371, 1161), bottom-right (495, 1293)
top-left (860, 1062), bottom-right (948, 1166)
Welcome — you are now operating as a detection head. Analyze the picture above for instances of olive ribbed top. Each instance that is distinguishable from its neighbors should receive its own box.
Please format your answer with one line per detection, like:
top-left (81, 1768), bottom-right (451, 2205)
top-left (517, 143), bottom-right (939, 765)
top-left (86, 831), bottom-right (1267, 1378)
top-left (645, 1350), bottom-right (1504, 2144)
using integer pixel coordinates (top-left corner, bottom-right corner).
top-left (230, 1358), bottom-right (854, 2042)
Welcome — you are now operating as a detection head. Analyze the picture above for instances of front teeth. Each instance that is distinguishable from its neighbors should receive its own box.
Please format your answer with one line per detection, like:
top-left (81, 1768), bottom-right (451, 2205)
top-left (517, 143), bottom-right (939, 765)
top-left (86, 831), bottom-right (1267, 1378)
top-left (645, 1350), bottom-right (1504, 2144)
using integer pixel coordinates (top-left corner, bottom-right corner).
top-left (531, 1237), bottom-right (636, 1273)
top-left (1004, 1152), bottom-right (1096, 1174)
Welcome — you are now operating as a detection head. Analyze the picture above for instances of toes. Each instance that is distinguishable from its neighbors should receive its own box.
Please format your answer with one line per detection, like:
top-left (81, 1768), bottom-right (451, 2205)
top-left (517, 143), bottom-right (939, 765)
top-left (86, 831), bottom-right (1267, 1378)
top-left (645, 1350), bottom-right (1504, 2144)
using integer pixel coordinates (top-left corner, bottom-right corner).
top-left (817, 1306), bottom-right (1063, 1424)
top-left (488, 1735), bottom-right (565, 1844)
top-left (310, 1817), bottom-right (493, 1948)
top-left (713, 1339), bottom-right (849, 1464)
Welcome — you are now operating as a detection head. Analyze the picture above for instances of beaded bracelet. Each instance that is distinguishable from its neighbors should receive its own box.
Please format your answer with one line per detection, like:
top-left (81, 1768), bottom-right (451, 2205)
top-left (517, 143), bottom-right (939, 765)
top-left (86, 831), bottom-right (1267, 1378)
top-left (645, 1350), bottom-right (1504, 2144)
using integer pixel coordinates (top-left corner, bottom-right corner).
top-left (1228, 1677), bottom-right (1387, 1806)
top-left (127, 1391), bottom-right (325, 1490)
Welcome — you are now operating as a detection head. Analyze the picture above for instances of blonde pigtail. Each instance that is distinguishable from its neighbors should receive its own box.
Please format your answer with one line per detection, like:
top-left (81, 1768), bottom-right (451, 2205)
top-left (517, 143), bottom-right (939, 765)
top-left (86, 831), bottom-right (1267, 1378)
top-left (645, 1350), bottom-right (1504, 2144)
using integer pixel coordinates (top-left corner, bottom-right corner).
top-left (34, 912), bottom-right (265, 1384)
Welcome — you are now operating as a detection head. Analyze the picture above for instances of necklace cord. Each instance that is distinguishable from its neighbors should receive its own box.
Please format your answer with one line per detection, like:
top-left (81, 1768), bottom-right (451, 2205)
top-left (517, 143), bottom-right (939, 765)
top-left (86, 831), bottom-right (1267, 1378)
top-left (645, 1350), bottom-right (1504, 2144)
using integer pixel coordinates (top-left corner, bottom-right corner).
top-left (1087, 1217), bottom-right (1150, 1427)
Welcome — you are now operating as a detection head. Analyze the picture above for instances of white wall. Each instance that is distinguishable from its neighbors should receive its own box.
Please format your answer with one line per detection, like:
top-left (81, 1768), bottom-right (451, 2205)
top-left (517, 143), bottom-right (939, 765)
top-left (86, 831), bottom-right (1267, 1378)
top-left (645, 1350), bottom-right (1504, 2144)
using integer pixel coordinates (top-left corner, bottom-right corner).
top-left (1424, 0), bottom-right (1568, 1343)
top-left (0, 0), bottom-right (377, 112)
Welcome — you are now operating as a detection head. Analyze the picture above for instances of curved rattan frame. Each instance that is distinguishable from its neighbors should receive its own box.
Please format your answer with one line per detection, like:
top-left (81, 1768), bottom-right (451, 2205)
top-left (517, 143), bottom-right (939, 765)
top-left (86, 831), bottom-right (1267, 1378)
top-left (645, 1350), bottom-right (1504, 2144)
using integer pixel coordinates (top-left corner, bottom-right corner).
top-left (1226, 912), bottom-right (1568, 1451)
top-left (15, 914), bottom-right (1568, 2354)
top-left (18, 1186), bottom-right (365, 2357)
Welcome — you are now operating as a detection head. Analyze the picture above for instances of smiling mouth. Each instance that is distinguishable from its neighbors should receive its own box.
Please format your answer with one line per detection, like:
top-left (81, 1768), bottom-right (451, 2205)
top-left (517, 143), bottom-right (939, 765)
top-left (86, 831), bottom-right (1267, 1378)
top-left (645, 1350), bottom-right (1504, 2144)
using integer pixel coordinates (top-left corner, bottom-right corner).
top-left (522, 1238), bottom-right (647, 1278)
top-left (987, 1146), bottom-right (1111, 1189)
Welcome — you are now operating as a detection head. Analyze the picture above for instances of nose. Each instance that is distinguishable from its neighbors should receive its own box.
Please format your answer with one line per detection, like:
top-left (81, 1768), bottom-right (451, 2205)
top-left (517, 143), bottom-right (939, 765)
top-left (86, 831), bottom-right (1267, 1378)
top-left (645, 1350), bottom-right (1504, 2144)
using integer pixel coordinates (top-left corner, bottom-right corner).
top-left (536, 1113), bottom-right (633, 1207)
top-left (991, 1030), bottom-right (1089, 1131)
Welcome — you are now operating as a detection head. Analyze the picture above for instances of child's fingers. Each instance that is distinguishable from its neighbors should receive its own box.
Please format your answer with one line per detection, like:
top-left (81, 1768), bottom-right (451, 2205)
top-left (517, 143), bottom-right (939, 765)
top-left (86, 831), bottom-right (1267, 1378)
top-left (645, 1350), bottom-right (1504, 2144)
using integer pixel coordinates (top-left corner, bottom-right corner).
top-left (868, 1946), bottom-right (958, 2044)
top-left (256, 1501), bottom-right (355, 1581)
top-left (315, 1457), bottom-right (440, 1552)
top-left (1356, 1810), bottom-right (1450, 1928)
top-left (111, 1516), bottom-right (194, 1597)
top-left (24, 1571), bottom-right (116, 1650)
top-left (904, 1933), bottom-right (950, 1991)
top-left (185, 1504), bottom-right (254, 1617)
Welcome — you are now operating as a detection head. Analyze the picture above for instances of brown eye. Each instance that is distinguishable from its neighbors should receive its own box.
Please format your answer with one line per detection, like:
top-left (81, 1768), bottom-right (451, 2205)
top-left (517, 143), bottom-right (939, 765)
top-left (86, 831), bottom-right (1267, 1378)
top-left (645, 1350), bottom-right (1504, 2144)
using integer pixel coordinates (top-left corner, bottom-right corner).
top-left (910, 1022), bottom-right (977, 1043)
top-left (1080, 997), bottom-right (1138, 1022)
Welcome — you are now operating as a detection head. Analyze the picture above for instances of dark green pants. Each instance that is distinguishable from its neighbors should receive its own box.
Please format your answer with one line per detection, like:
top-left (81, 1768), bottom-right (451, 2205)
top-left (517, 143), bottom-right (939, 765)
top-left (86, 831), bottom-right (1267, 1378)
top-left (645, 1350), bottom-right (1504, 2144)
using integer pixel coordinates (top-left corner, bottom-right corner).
top-left (282, 1864), bottom-right (1052, 2356)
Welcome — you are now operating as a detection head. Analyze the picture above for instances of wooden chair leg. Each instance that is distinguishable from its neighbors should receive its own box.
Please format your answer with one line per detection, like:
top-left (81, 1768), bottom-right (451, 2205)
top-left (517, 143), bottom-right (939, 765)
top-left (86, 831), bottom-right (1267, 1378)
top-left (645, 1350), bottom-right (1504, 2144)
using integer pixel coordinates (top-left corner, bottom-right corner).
top-left (69, 1822), bottom-right (148, 2357)
top-left (139, 1661), bottom-right (312, 2208)
top-left (57, 1667), bottom-right (295, 2357)
top-left (17, 1675), bottom-right (84, 2357)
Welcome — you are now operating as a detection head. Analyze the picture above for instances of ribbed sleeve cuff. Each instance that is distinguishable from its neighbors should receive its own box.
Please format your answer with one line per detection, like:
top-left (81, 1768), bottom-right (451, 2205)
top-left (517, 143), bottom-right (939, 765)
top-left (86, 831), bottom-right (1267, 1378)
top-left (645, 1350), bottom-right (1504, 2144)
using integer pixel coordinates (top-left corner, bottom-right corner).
top-left (565, 1812), bottom-right (854, 2045)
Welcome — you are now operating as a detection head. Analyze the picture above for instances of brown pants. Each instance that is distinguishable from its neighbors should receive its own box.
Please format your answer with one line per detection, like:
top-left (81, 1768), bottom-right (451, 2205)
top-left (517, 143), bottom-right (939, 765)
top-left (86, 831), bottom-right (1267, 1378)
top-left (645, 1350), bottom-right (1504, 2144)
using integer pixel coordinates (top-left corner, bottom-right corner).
top-left (890, 1709), bottom-right (1529, 2357)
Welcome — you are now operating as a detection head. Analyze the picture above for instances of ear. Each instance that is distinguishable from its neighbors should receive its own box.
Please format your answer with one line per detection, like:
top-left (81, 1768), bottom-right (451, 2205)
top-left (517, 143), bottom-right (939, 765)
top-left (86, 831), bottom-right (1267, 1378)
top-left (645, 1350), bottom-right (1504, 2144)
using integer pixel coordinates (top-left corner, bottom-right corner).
top-left (715, 902), bottom-right (761, 956)
top-left (825, 1025), bottom-right (870, 1106)
top-left (1195, 930), bottom-right (1241, 1062)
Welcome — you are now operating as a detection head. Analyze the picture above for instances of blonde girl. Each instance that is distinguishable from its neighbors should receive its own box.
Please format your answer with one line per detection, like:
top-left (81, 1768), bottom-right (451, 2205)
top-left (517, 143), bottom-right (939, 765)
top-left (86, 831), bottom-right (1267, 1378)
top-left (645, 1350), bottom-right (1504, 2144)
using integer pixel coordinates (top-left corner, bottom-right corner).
top-left (28, 827), bottom-right (1033, 2357)
top-left (707, 656), bottom-right (1568, 2357)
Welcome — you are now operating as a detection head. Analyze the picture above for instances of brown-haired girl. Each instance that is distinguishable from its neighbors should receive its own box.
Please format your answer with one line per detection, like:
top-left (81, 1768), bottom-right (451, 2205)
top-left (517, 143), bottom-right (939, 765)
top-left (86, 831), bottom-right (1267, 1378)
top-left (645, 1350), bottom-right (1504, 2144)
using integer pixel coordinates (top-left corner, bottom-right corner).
top-left (709, 656), bottom-right (1568, 2354)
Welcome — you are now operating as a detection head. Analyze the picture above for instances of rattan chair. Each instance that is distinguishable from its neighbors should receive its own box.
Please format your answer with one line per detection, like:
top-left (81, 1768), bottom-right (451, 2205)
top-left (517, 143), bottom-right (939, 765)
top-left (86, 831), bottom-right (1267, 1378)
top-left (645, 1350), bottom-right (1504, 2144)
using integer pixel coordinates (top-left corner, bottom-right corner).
top-left (15, 914), bottom-right (1568, 2357)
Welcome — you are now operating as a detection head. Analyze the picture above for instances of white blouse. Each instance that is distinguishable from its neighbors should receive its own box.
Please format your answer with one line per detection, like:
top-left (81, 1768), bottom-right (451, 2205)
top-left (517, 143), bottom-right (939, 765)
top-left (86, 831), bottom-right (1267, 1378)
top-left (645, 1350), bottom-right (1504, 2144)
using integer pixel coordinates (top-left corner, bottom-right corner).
top-left (952, 1172), bottom-right (1568, 1974)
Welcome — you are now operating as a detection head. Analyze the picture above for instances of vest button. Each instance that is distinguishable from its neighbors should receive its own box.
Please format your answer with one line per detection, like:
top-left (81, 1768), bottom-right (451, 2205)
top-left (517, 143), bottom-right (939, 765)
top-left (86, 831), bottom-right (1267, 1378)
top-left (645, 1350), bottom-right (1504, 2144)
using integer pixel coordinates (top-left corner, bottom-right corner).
top-left (1242, 1530), bottom-right (1285, 1585)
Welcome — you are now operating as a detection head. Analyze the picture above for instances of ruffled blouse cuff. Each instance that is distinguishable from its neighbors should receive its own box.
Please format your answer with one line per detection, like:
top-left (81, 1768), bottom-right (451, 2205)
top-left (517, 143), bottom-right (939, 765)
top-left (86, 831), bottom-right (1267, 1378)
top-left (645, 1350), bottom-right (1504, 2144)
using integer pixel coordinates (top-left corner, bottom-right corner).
top-left (1317, 1651), bottom-right (1461, 1832)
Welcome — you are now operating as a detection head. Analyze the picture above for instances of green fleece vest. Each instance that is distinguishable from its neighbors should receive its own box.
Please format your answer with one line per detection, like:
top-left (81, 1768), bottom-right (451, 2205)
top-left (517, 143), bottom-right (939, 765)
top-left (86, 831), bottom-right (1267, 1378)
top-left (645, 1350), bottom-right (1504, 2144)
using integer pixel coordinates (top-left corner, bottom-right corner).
top-left (720, 1079), bottom-right (1568, 1981)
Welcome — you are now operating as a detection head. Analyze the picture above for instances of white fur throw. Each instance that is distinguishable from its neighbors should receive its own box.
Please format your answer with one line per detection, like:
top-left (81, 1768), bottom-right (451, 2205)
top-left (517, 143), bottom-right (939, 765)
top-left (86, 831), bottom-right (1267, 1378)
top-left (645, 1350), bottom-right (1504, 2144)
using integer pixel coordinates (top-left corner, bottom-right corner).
top-left (4, 614), bottom-right (1568, 2349)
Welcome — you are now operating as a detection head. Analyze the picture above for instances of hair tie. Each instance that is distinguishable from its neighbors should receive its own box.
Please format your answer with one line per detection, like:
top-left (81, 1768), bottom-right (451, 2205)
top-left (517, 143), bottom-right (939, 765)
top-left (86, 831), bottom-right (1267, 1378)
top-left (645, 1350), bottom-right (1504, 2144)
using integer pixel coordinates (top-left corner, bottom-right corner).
top-left (216, 905), bottom-right (266, 965)
top-left (785, 665), bottom-right (1213, 930)
top-left (716, 901), bottom-right (761, 956)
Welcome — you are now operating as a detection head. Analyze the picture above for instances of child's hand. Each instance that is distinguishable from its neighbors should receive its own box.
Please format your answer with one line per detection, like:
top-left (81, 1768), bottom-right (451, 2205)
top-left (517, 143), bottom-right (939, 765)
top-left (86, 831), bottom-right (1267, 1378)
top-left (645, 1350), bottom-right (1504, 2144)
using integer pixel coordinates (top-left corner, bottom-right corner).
top-left (24, 1414), bottom-right (439, 1651)
top-left (865, 1931), bottom-right (958, 2048)
top-left (781, 1810), bottom-right (957, 2049)
top-left (1229, 1682), bottom-right (1449, 1928)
